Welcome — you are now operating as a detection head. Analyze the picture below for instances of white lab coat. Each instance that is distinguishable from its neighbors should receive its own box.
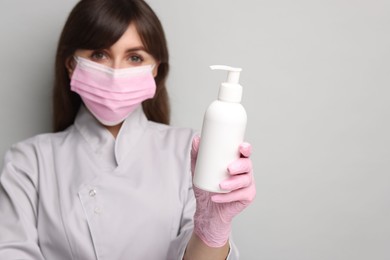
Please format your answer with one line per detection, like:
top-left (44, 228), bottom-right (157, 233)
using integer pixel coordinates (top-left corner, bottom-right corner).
top-left (0, 105), bottom-right (239, 259)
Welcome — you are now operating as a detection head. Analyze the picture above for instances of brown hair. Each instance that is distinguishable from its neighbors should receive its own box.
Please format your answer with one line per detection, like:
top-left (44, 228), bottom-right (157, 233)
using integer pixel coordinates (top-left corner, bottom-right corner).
top-left (53, 0), bottom-right (170, 132)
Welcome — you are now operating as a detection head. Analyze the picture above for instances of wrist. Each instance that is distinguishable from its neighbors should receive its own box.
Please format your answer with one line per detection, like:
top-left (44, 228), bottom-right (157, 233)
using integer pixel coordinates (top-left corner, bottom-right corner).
top-left (184, 232), bottom-right (230, 260)
top-left (193, 209), bottom-right (232, 247)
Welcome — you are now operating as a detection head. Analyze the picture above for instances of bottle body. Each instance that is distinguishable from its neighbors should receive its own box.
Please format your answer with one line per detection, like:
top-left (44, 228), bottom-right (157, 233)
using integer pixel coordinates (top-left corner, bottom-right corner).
top-left (193, 100), bottom-right (247, 193)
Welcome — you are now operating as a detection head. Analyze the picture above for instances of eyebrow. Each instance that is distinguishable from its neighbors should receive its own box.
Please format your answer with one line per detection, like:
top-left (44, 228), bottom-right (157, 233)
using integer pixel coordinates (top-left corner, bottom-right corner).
top-left (95, 46), bottom-right (149, 55)
top-left (124, 46), bottom-right (147, 53)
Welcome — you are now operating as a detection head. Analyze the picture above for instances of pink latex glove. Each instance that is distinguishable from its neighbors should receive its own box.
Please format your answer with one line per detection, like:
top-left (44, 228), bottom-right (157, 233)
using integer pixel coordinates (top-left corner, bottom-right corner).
top-left (191, 135), bottom-right (256, 247)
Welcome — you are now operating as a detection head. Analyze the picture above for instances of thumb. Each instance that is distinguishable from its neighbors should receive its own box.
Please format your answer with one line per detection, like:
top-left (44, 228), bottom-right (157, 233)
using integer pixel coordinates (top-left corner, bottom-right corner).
top-left (239, 142), bottom-right (252, 158)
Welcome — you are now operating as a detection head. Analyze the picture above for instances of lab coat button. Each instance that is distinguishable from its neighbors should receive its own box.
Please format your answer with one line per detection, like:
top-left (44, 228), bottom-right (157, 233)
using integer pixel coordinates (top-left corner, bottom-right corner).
top-left (94, 207), bottom-right (101, 214)
top-left (89, 189), bottom-right (97, 197)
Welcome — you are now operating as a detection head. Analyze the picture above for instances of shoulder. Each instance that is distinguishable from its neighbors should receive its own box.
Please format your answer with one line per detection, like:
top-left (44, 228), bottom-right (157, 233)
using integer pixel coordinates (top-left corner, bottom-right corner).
top-left (3, 128), bottom-right (74, 170)
top-left (147, 120), bottom-right (196, 135)
top-left (145, 121), bottom-right (197, 148)
top-left (141, 121), bottom-right (199, 167)
top-left (0, 129), bottom-right (73, 189)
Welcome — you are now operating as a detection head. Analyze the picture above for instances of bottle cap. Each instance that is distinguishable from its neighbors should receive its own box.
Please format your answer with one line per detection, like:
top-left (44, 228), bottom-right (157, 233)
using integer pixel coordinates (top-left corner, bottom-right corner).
top-left (210, 65), bottom-right (243, 103)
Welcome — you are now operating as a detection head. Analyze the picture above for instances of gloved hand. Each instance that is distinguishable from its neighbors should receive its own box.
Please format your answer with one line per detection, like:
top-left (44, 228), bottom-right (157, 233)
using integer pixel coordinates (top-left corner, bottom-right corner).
top-left (191, 135), bottom-right (256, 247)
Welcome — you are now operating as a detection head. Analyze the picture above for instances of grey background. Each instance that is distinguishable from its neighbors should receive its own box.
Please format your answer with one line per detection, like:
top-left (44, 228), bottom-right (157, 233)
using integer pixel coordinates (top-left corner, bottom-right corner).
top-left (1, 0), bottom-right (389, 259)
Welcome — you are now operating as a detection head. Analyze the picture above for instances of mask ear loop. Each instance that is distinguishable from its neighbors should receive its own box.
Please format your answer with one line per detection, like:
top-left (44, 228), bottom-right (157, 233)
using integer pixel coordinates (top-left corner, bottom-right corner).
top-left (70, 56), bottom-right (80, 73)
top-left (65, 56), bottom-right (79, 80)
top-left (73, 56), bottom-right (80, 63)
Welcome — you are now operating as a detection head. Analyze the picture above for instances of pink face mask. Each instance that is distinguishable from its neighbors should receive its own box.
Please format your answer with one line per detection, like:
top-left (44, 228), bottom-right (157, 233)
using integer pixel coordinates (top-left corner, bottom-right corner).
top-left (70, 56), bottom-right (156, 126)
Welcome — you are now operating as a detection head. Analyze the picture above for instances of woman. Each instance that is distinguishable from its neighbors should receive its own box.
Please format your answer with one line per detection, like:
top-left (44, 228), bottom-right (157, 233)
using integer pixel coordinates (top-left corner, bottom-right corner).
top-left (0, 0), bottom-right (256, 259)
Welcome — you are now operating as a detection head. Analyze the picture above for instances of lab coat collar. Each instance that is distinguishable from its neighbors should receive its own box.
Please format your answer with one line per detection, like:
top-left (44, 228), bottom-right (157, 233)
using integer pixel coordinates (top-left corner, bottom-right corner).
top-left (74, 105), bottom-right (148, 169)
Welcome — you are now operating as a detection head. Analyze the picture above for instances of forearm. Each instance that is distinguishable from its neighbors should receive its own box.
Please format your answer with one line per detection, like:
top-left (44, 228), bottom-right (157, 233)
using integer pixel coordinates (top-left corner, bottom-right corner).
top-left (183, 232), bottom-right (229, 260)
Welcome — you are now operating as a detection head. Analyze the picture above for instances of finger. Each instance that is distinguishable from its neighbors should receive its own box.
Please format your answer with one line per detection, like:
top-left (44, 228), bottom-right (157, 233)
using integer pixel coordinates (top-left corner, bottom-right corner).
top-left (220, 173), bottom-right (253, 191)
top-left (191, 135), bottom-right (201, 174)
top-left (211, 183), bottom-right (256, 204)
top-left (191, 135), bottom-right (200, 159)
top-left (228, 158), bottom-right (252, 175)
top-left (239, 142), bottom-right (252, 158)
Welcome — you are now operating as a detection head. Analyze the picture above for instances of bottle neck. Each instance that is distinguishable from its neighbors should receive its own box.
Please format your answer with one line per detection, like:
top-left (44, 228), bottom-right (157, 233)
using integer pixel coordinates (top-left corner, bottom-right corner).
top-left (218, 82), bottom-right (242, 103)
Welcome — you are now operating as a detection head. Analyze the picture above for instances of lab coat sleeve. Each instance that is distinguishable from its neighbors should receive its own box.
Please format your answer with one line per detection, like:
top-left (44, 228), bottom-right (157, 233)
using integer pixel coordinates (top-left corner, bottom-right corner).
top-left (166, 168), bottom-right (195, 259)
top-left (166, 172), bottom-right (240, 260)
top-left (0, 143), bottom-right (45, 259)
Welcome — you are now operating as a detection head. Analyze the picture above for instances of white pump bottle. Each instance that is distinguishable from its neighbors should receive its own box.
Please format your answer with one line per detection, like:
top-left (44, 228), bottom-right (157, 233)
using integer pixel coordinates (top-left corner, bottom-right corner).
top-left (193, 65), bottom-right (247, 193)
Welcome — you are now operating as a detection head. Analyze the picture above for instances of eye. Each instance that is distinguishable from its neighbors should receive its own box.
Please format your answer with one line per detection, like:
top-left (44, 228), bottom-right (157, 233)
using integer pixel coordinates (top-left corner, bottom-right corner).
top-left (90, 51), bottom-right (108, 61)
top-left (128, 54), bottom-right (143, 64)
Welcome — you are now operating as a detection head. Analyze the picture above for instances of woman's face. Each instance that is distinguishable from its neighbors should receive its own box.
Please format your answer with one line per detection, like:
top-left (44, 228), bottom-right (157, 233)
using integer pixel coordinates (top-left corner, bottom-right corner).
top-left (68, 23), bottom-right (159, 77)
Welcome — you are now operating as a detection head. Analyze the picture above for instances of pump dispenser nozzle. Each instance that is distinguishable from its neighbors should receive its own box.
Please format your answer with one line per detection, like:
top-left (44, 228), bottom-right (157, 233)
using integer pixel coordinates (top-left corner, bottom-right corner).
top-left (210, 65), bottom-right (242, 84)
top-left (210, 65), bottom-right (243, 103)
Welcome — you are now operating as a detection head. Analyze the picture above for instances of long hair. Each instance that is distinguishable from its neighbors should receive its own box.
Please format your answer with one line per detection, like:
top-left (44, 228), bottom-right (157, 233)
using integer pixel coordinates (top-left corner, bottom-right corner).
top-left (53, 0), bottom-right (170, 132)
